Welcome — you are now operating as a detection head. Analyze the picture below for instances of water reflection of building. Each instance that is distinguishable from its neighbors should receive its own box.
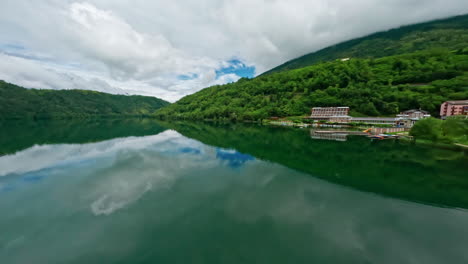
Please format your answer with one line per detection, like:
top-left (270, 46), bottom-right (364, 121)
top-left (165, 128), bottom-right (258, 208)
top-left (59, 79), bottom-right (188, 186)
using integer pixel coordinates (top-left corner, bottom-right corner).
top-left (310, 130), bottom-right (348, 142)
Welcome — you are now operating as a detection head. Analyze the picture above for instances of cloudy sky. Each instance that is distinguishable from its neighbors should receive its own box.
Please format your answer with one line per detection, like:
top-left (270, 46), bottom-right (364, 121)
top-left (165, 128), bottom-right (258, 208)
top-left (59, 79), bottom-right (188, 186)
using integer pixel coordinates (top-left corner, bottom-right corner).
top-left (1, 0), bottom-right (467, 102)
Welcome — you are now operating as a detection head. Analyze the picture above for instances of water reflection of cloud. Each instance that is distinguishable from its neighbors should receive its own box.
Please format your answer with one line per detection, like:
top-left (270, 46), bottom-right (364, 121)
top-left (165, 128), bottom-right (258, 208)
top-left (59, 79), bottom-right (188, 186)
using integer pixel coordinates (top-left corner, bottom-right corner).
top-left (0, 131), bottom-right (181, 177)
top-left (0, 183), bottom-right (15, 193)
top-left (178, 147), bottom-right (201, 155)
top-left (89, 151), bottom-right (179, 216)
top-left (216, 148), bottom-right (255, 169)
top-left (22, 174), bottom-right (45, 182)
top-left (0, 170), bottom-right (49, 194)
top-left (87, 136), bottom-right (225, 216)
top-left (1, 129), bottom-right (468, 264)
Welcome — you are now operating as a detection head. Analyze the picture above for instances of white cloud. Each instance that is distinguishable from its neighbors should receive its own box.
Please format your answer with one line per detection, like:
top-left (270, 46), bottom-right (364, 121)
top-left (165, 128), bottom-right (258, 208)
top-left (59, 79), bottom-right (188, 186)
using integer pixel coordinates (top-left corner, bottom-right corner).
top-left (0, 0), bottom-right (467, 101)
top-left (0, 130), bottom-right (186, 177)
top-left (0, 53), bottom-right (122, 93)
top-left (67, 2), bottom-right (219, 80)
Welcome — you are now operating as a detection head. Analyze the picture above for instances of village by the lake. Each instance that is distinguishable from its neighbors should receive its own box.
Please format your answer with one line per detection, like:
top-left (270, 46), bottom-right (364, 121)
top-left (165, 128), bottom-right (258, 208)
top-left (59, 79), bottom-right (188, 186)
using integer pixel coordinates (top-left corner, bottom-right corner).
top-left (267, 100), bottom-right (468, 144)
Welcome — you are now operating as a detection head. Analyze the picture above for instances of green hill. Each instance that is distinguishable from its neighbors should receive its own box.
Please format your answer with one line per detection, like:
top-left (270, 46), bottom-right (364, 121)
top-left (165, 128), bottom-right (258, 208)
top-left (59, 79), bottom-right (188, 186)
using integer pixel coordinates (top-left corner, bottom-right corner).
top-left (0, 81), bottom-right (170, 120)
top-left (156, 49), bottom-right (468, 120)
top-left (262, 14), bottom-right (468, 75)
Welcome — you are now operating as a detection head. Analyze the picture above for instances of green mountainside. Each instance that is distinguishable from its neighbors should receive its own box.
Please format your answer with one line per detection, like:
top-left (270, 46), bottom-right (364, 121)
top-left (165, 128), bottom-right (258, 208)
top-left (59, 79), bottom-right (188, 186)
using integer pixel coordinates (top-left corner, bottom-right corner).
top-left (262, 14), bottom-right (468, 75)
top-left (156, 49), bottom-right (468, 120)
top-left (0, 81), bottom-right (170, 120)
top-left (4, 15), bottom-right (467, 121)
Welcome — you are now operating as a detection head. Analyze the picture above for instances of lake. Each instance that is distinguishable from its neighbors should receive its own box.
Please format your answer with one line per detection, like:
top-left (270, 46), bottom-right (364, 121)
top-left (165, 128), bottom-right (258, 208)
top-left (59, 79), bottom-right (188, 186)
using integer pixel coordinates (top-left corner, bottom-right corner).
top-left (1, 119), bottom-right (468, 264)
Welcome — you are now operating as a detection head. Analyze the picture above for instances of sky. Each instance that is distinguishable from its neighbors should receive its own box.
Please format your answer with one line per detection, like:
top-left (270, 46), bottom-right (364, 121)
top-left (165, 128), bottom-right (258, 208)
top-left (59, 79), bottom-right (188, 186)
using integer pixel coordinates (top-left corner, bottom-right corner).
top-left (1, 1), bottom-right (467, 102)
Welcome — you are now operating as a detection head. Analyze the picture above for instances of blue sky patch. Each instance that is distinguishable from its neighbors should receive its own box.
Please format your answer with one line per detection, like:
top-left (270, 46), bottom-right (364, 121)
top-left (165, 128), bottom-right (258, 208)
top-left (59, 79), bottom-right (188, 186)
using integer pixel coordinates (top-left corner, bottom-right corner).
top-left (1, 44), bottom-right (53, 63)
top-left (216, 59), bottom-right (255, 79)
top-left (177, 73), bottom-right (199, 81)
top-left (1, 43), bottom-right (25, 50)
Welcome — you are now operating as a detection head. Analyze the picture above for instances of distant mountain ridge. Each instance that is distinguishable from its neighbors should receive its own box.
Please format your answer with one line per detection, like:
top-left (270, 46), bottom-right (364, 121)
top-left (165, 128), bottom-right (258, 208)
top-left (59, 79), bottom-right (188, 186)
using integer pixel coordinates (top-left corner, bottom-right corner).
top-left (0, 81), bottom-right (170, 119)
top-left (262, 14), bottom-right (468, 75)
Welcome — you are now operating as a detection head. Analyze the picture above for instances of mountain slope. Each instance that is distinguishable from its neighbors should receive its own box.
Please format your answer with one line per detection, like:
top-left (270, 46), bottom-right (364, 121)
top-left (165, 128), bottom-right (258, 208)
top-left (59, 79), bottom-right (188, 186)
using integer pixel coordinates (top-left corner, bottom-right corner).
top-left (0, 81), bottom-right (170, 119)
top-left (262, 14), bottom-right (468, 75)
top-left (156, 49), bottom-right (468, 120)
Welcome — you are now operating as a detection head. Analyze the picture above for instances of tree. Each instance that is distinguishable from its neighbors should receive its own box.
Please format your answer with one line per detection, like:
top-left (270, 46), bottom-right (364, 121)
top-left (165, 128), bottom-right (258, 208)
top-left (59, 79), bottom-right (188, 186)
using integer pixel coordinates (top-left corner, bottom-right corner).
top-left (409, 118), bottom-right (444, 142)
top-left (360, 102), bottom-right (380, 116)
top-left (441, 116), bottom-right (468, 142)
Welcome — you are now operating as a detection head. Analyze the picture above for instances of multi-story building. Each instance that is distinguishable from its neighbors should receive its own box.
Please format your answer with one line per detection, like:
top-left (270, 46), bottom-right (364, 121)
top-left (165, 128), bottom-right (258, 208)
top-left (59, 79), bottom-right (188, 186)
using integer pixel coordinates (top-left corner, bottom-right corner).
top-left (396, 109), bottom-right (431, 128)
top-left (350, 117), bottom-right (398, 126)
top-left (310, 107), bottom-right (351, 123)
top-left (440, 100), bottom-right (468, 118)
top-left (398, 109), bottom-right (431, 119)
top-left (309, 106), bottom-right (432, 128)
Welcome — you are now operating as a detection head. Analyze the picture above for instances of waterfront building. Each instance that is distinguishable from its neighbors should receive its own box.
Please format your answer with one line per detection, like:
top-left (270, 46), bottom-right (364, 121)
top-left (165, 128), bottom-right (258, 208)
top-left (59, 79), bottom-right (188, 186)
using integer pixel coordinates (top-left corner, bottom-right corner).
top-left (396, 109), bottom-right (431, 128)
top-left (350, 117), bottom-right (398, 126)
top-left (309, 106), bottom-right (430, 128)
top-left (440, 100), bottom-right (468, 118)
top-left (398, 109), bottom-right (431, 119)
top-left (310, 107), bottom-right (351, 123)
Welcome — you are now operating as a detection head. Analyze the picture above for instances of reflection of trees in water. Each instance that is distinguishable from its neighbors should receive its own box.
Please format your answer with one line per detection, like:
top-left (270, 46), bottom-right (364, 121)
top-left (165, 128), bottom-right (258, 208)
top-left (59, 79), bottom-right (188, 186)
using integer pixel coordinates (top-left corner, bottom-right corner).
top-left (0, 119), bottom-right (167, 155)
top-left (164, 121), bottom-right (468, 209)
top-left (2, 119), bottom-right (468, 208)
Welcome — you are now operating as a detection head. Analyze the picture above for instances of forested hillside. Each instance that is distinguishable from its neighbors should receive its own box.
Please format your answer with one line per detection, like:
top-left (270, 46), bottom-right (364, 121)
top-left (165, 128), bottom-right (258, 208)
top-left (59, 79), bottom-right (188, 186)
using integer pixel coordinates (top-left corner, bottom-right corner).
top-left (263, 14), bottom-right (468, 75)
top-left (156, 49), bottom-right (468, 120)
top-left (0, 81), bottom-right (170, 119)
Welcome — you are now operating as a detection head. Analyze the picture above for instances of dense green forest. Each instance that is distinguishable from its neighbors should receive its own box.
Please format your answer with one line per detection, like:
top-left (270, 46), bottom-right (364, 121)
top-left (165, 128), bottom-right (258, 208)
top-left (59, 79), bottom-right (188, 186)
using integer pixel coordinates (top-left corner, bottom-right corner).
top-left (263, 14), bottom-right (468, 74)
top-left (410, 116), bottom-right (468, 145)
top-left (156, 49), bottom-right (468, 120)
top-left (0, 81), bottom-right (170, 120)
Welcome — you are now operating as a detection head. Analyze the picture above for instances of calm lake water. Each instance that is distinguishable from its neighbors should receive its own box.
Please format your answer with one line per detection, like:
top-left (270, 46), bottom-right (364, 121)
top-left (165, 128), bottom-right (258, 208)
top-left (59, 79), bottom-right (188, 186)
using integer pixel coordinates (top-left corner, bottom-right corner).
top-left (1, 119), bottom-right (468, 264)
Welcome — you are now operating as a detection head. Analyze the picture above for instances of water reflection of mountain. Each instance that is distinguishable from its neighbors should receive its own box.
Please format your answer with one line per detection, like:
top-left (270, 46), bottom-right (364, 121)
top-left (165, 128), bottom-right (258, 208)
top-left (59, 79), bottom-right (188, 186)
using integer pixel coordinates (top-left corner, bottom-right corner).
top-left (2, 119), bottom-right (468, 209)
top-left (0, 119), bottom-right (167, 156)
top-left (163, 121), bottom-right (468, 209)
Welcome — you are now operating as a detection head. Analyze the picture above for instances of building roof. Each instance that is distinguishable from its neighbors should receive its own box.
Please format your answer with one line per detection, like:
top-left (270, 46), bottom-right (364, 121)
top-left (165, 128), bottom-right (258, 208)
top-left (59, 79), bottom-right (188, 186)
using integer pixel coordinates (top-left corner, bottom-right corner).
top-left (312, 107), bottom-right (349, 109)
top-left (401, 109), bottom-right (430, 114)
top-left (445, 100), bottom-right (468, 105)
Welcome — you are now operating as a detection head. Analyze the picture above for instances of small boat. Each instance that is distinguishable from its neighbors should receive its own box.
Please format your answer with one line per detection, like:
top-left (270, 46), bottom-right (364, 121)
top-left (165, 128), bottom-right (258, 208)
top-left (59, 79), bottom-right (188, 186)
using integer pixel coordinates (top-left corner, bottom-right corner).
top-left (379, 134), bottom-right (399, 139)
